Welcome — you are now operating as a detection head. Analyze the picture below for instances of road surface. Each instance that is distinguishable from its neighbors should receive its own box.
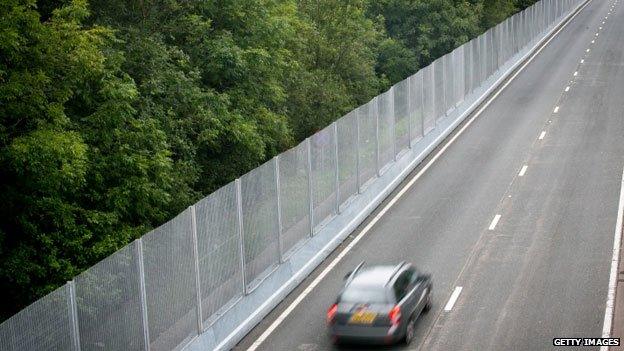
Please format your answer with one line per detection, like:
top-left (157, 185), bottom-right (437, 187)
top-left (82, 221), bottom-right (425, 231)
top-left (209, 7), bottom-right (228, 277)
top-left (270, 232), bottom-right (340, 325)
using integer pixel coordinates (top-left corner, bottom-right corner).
top-left (235, 0), bottom-right (624, 349)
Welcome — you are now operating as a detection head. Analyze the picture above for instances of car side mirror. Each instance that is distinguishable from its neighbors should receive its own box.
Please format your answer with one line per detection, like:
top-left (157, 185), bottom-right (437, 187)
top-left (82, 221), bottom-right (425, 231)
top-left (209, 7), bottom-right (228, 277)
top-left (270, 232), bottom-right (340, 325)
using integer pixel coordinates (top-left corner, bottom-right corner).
top-left (344, 271), bottom-right (353, 280)
top-left (417, 273), bottom-right (431, 282)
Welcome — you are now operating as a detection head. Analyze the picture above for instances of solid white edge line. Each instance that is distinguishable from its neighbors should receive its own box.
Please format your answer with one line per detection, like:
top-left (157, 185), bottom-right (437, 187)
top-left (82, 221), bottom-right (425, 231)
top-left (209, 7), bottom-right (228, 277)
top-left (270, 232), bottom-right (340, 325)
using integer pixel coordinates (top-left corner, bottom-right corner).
top-left (599, 167), bottom-right (624, 351)
top-left (444, 287), bottom-right (464, 311)
top-left (243, 3), bottom-right (592, 349)
top-left (539, 131), bottom-right (547, 140)
top-left (489, 214), bottom-right (502, 231)
top-left (519, 165), bottom-right (528, 177)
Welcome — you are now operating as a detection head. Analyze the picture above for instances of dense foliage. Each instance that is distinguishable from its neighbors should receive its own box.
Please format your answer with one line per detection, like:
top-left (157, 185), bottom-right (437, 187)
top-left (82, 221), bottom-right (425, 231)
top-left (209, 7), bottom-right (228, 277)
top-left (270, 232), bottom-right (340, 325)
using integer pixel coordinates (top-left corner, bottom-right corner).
top-left (0, 0), bottom-right (537, 320)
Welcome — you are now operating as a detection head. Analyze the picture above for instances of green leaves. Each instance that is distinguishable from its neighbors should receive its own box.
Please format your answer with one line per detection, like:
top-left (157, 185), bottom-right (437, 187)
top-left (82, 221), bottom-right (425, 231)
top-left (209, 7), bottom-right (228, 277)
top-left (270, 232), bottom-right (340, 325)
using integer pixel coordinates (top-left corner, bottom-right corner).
top-left (8, 129), bottom-right (87, 194)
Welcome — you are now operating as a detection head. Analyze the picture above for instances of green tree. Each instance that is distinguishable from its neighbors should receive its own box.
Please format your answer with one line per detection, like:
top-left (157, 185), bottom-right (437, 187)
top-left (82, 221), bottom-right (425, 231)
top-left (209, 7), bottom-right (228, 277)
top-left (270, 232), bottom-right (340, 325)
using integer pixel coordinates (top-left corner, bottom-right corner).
top-left (0, 0), bottom-right (177, 319)
top-left (481, 0), bottom-right (516, 28)
top-left (369, 0), bottom-right (483, 68)
top-left (287, 0), bottom-right (386, 139)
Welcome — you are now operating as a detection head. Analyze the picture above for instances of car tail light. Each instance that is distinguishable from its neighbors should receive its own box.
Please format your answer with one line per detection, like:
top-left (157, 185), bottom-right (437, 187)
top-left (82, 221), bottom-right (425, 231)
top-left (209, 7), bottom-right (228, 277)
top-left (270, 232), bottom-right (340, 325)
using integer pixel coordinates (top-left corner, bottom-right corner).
top-left (327, 304), bottom-right (338, 324)
top-left (388, 305), bottom-right (401, 326)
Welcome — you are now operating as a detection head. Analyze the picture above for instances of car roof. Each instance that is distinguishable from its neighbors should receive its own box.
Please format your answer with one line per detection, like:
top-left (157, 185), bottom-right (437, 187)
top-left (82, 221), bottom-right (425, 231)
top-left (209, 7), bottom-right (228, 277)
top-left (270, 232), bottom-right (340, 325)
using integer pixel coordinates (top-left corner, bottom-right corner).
top-left (349, 265), bottom-right (398, 288)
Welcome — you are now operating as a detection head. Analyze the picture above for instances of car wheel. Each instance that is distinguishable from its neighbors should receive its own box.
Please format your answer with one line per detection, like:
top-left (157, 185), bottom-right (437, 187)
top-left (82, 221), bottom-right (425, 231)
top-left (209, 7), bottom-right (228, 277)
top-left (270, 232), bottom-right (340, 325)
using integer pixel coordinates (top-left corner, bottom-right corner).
top-left (423, 289), bottom-right (432, 313)
top-left (404, 317), bottom-right (416, 345)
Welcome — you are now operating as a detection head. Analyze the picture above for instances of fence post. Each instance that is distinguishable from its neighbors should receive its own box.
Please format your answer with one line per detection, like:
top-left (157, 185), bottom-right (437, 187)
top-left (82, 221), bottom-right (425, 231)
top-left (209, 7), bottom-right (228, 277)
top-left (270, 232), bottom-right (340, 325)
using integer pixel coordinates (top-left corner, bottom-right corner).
top-left (235, 179), bottom-right (247, 295)
top-left (391, 88), bottom-right (397, 161)
top-left (374, 98), bottom-right (380, 177)
top-left (355, 108), bottom-right (361, 194)
top-left (406, 77), bottom-right (412, 148)
top-left (306, 138), bottom-right (315, 236)
top-left (66, 281), bottom-right (81, 351)
top-left (274, 156), bottom-right (284, 262)
top-left (421, 71), bottom-right (426, 136)
top-left (189, 206), bottom-right (203, 334)
top-left (134, 239), bottom-right (151, 351)
top-left (333, 122), bottom-right (340, 214)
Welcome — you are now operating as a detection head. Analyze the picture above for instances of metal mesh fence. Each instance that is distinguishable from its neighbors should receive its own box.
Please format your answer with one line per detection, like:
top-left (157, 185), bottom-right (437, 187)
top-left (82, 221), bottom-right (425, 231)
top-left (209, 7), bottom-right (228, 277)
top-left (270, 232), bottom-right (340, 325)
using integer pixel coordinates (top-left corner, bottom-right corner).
top-left (422, 63), bottom-right (436, 133)
top-left (454, 46), bottom-right (465, 106)
top-left (378, 88), bottom-right (395, 170)
top-left (75, 244), bottom-right (145, 351)
top-left (357, 100), bottom-right (378, 188)
top-left (278, 140), bottom-right (311, 255)
top-left (394, 78), bottom-right (411, 154)
top-left (409, 71), bottom-right (424, 142)
top-left (336, 111), bottom-right (358, 209)
top-left (240, 159), bottom-right (279, 287)
top-left (464, 41), bottom-right (473, 97)
top-left (0, 0), bottom-right (583, 349)
top-left (433, 57), bottom-right (446, 120)
top-left (443, 53), bottom-right (455, 114)
top-left (0, 285), bottom-right (73, 351)
top-left (311, 124), bottom-right (337, 229)
top-left (142, 209), bottom-right (196, 351)
top-left (195, 181), bottom-right (243, 323)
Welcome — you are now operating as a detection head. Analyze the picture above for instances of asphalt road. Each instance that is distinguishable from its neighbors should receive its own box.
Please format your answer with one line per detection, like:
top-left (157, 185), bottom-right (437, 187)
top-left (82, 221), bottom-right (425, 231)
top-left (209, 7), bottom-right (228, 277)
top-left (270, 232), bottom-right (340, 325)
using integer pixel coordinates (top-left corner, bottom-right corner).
top-left (234, 0), bottom-right (624, 349)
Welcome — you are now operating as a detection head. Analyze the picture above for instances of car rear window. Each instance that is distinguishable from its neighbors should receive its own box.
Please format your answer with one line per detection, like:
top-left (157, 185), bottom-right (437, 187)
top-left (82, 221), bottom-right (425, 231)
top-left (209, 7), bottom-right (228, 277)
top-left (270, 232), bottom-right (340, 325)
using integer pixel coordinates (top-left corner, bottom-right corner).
top-left (340, 286), bottom-right (388, 303)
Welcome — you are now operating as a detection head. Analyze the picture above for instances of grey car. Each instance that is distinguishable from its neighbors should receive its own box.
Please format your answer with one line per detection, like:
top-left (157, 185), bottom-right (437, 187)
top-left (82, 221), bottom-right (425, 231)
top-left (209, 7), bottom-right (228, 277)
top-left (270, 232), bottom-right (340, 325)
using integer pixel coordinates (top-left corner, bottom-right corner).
top-left (326, 261), bottom-right (432, 345)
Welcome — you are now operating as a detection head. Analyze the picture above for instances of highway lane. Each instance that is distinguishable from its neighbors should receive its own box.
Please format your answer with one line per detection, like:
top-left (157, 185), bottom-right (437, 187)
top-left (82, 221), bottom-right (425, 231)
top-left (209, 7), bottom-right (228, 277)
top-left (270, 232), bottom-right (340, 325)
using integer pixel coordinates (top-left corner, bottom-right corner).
top-left (234, 0), bottom-right (624, 349)
top-left (420, 1), bottom-right (624, 348)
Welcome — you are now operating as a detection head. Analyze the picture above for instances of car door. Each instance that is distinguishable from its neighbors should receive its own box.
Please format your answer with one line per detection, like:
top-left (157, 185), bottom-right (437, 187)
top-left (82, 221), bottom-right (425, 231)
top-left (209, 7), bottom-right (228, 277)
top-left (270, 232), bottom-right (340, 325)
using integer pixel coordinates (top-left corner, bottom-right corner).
top-left (393, 270), bottom-right (416, 318)
top-left (408, 269), bottom-right (428, 313)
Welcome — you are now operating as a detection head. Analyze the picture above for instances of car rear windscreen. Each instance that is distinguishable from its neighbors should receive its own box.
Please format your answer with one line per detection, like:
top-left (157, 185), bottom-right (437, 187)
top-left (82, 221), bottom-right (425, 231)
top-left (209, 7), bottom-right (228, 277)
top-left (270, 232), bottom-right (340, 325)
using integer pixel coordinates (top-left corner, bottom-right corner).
top-left (340, 286), bottom-right (388, 303)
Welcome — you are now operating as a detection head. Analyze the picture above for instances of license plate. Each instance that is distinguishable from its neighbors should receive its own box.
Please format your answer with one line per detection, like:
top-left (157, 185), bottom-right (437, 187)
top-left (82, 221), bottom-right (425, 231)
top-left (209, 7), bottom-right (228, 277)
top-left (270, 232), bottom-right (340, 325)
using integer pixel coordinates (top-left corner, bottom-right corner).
top-left (349, 311), bottom-right (377, 324)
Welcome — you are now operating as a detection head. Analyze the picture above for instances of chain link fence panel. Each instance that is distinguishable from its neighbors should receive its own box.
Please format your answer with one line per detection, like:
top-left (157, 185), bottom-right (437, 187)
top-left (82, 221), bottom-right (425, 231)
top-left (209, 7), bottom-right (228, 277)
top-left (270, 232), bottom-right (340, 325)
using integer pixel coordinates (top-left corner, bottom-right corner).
top-left (142, 209), bottom-right (196, 351)
top-left (422, 63), bottom-right (436, 134)
top-left (378, 88), bottom-right (395, 170)
top-left (443, 53), bottom-right (455, 114)
top-left (336, 111), bottom-right (358, 209)
top-left (357, 100), bottom-right (378, 188)
top-left (409, 71), bottom-right (424, 142)
top-left (0, 285), bottom-right (73, 351)
top-left (278, 141), bottom-right (311, 256)
top-left (394, 78), bottom-right (411, 154)
top-left (241, 159), bottom-right (279, 288)
top-left (311, 125), bottom-right (337, 229)
top-left (75, 244), bottom-right (145, 351)
top-left (195, 181), bottom-right (243, 323)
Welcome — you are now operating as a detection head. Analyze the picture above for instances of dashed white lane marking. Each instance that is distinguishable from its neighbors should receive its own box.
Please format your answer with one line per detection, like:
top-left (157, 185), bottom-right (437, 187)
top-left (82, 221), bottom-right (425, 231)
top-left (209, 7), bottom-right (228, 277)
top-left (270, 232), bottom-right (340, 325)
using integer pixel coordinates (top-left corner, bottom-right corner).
top-left (554, 106), bottom-right (560, 113)
top-left (519, 165), bottom-right (528, 177)
top-left (581, 59), bottom-right (585, 63)
top-left (574, 71), bottom-right (579, 76)
top-left (488, 214), bottom-right (502, 231)
top-left (565, 86), bottom-right (570, 92)
top-left (444, 287), bottom-right (463, 311)
top-left (586, 48), bottom-right (591, 53)
top-left (591, 40), bottom-right (595, 43)
top-left (539, 131), bottom-right (546, 140)
top-left (599, 167), bottom-right (624, 351)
